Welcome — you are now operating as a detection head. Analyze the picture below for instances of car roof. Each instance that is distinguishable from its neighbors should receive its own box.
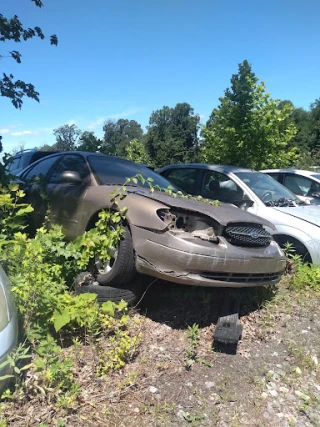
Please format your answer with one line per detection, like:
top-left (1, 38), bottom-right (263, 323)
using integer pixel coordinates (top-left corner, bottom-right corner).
top-left (157, 163), bottom-right (257, 174)
top-left (17, 151), bottom-right (153, 176)
top-left (262, 169), bottom-right (320, 178)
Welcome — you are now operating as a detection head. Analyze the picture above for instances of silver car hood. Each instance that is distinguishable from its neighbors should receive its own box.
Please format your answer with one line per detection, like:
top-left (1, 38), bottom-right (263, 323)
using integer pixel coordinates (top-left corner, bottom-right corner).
top-left (132, 189), bottom-right (275, 228)
top-left (274, 205), bottom-right (320, 227)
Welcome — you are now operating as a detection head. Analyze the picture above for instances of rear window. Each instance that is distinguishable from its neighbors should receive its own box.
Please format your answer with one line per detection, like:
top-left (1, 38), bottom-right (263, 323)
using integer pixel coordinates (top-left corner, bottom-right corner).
top-left (31, 151), bottom-right (58, 164)
top-left (88, 155), bottom-right (178, 191)
top-left (8, 156), bottom-right (21, 172)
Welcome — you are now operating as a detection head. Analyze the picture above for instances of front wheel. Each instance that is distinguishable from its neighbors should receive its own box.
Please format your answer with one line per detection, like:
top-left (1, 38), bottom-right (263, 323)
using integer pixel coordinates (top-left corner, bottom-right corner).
top-left (95, 225), bottom-right (136, 287)
top-left (274, 235), bottom-right (312, 263)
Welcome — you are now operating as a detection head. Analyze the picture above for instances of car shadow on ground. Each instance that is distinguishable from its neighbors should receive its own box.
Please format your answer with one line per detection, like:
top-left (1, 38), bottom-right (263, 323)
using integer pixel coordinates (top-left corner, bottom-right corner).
top-left (138, 277), bottom-right (277, 331)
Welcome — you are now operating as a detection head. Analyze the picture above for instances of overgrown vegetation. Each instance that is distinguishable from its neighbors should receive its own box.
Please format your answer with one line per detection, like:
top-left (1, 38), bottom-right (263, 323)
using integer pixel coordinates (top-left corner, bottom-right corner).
top-left (0, 184), bottom-right (141, 408)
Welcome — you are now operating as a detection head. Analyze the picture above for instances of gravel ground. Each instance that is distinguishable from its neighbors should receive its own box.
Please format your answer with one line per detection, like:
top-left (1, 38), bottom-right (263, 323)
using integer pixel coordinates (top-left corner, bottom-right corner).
top-left (1, 279), bottom-right (320, 427)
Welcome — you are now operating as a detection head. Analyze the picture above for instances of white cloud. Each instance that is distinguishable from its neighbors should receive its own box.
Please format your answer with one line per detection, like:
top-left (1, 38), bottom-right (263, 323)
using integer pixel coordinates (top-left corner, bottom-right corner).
top-left (109, 108), bottom-right (140, 120)
top-left (87, 117), bottom-right (105, 130)
top-left (0, 128), bottom-right (10, 134)
top-left (66, 118), bottom-right (77, 126)
top-left (86, 109), bottom-right (140, 130)
top-left (11, 130), bottom-right (38, 136)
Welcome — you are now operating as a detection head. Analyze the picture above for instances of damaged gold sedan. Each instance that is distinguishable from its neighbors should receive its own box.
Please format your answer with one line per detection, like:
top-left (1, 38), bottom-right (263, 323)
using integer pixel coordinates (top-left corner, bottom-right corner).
top-left (18, 152), bottom-right (286, 302)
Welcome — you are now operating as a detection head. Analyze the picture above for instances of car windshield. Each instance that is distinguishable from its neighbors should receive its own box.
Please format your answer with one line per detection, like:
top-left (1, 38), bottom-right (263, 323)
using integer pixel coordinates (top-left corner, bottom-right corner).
top-left (312, 174), bottom-right (320, 181)
top-left (234, 171), bottom-right (301, 205)
top-left (88, 155), bottom-right (179, 191)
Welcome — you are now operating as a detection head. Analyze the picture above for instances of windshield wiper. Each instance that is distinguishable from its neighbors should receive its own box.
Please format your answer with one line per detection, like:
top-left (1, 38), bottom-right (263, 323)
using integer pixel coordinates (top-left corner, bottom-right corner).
top-left (265, 198), bottom-right (298, 207)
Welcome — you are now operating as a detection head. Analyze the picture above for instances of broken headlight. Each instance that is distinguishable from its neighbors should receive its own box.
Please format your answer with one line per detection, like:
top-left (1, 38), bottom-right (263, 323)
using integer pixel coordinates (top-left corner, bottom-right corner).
top-left (157, 209), bottom-right (219, 242)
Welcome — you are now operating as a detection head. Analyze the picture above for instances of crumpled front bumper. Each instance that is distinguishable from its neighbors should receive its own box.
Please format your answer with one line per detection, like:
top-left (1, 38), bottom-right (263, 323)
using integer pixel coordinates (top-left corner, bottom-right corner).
top-left (131, 225), bottom-right (286, 288)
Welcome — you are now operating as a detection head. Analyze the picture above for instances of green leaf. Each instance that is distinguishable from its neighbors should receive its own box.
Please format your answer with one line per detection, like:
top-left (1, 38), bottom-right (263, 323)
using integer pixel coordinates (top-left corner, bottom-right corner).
top-left (16, 205), bottom-right (34, 216)
top-left (101, 300), bottom-right (115, 317)
top-left (117, 300), bottom-right (128, 312)
top-left (0, 360), bottom-right (10, 370)
top-left (0, 374), bottom-right (14, 381)
top-left (8, 183), bottom-right (19, 192)
top-left (52, 309), bottom-right (71, 332)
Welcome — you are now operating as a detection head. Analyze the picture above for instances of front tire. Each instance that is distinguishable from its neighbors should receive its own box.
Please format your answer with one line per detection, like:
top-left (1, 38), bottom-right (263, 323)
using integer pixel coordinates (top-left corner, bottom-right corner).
top-left (96, 225), bottom-right (136, 286)
top-left (274, 235), bottom-right (312, 263)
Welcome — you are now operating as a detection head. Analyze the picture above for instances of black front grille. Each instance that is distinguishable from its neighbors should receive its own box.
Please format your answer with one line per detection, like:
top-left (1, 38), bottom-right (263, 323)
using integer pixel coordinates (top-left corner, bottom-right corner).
top-left (224, 224), bottom-right (271, 247)
top-left (200, 271), bottom-right (282, 284)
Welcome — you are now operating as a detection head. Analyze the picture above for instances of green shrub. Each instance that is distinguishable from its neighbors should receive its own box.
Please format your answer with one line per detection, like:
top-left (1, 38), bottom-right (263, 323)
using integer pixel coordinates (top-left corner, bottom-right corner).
top-left (291, 263), bottom-right (320, 291)
top-left (0, 185), bottom-right (141, 404)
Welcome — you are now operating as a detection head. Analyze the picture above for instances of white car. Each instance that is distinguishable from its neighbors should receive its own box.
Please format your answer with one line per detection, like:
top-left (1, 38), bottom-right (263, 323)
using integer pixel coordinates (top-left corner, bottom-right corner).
top-left (262, 169), bottom-right (320, 205)
top-left (0, 266), bottom-right (18, 394)
top-left (157, 164), bottom-right (320, 265)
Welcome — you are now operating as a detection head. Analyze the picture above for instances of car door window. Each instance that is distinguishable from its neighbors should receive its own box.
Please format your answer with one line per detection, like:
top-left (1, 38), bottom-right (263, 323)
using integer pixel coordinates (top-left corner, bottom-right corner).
top-left (267, 173), bottom-right (280, 181)
top-left (164, 168), bottom-right (198, 194)
top-left (308, 179), bottom-right (320, 195)
top-left (22, 156), bottom-right (60, 181)
top-left (8, 156), bottom-right (21, 172)
top-left (201, 170), bottom-right (245, 203)
top-left (48, 154), bottom-right (90, 184)
top-left (283, 174), bottom-right (313, 196)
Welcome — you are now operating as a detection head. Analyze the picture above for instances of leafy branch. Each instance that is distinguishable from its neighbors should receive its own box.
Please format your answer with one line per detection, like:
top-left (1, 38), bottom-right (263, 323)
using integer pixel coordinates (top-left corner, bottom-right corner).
top-left (0, 1), bottom-right (58, 108)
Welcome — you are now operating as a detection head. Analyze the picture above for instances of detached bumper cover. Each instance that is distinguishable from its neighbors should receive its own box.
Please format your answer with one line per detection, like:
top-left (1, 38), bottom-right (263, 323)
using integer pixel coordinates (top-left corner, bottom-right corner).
top-left (131, 226), bottom-right (286, 288)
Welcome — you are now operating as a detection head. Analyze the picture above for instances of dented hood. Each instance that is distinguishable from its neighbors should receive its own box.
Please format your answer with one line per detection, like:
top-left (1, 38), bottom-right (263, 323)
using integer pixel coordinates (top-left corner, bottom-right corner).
top-left (130, 189), bottom-right (275, 229)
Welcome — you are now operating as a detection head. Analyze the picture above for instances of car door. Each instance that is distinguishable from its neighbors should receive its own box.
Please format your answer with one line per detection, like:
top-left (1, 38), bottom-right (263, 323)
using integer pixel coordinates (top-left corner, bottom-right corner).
top-left (46, 154), bottom-right (91, 238)
top-left (20, 155), bottom-right (61, 230)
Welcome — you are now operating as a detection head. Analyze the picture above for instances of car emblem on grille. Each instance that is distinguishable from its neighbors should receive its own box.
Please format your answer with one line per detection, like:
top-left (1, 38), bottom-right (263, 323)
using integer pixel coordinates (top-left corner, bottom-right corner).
top-left (250, 231), bottom-right (261, 239)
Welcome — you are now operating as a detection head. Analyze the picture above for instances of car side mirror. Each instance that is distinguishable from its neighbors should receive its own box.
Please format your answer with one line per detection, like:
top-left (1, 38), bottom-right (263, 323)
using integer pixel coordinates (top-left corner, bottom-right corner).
top-left (60, 171), bottom-right (82, 185)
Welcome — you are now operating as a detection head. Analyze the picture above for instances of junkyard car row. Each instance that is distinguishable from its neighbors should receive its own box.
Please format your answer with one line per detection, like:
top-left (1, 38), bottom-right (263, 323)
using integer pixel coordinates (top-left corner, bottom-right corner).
top-left (2, 152), bottom-right (319, 383)
top-left (158, 164), bottom-right (320, 265)
top-left (16, 152), bottom-right (286, 291)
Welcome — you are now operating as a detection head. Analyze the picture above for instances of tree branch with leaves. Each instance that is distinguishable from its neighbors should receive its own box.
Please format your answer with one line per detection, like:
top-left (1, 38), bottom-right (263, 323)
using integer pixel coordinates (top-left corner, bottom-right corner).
top-left (0, 0), bottom-right (58, 109)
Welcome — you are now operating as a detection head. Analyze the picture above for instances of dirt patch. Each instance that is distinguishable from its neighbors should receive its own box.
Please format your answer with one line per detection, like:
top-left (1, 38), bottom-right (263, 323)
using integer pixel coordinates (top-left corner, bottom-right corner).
top-left (2, 280), bottom-right (320, 426)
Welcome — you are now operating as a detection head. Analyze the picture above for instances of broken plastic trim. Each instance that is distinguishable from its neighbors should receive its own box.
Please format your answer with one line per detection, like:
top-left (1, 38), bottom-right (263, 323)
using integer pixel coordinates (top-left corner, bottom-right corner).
top-left (157, 208), bottom-right (219, 242)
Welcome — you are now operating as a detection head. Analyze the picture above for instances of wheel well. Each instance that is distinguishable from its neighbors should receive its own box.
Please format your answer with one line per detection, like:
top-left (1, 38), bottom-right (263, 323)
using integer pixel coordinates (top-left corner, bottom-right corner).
top-left (273, 234), bottom-right (312, 263)
top-left (86, 210), bottom-right (130, 232)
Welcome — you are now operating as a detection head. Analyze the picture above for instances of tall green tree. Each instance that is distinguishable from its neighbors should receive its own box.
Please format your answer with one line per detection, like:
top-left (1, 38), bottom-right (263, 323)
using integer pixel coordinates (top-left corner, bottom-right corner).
top-left (0, 0), bottom-right (58, 109)
top-left (278, 101), bottom-right (313, 154)
top-left (102, 119), bottom-right (143, 157)
top-left (203, 60), bottom-right (298, 169)
top-left (125, 138), bottom-right (151, 164)
top-left (77, 131), bottom-right (103, 152)
top-left (53, 124), bottom-right (81, 151)
top-left (145, 102), bottom-right (200, 167)
top-left (310, 99), bottom-right (320, 153)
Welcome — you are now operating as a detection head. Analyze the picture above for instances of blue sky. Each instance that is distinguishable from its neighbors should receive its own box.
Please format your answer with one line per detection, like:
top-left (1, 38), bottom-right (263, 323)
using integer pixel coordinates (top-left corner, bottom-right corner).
top-left (1, 0), bottom-right (319, 153)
